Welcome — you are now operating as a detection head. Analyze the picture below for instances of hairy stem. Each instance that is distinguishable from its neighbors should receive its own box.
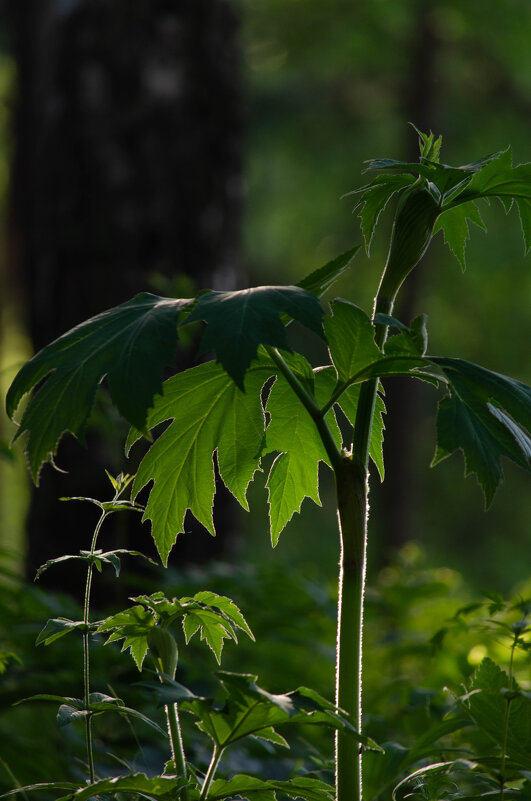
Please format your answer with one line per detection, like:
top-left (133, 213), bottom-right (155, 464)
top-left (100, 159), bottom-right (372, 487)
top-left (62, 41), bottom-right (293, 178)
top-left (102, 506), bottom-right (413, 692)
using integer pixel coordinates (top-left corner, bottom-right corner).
top-left (335, 296), bottom-right (392, 801)
top-left (335, 455), bottom-right (368, 801)
top-left (200, 745), bottom-right (223, 801)
top-left (264, 345), bottom-right (342, 469)
top-left (165, 702), bottom-right (189, 801)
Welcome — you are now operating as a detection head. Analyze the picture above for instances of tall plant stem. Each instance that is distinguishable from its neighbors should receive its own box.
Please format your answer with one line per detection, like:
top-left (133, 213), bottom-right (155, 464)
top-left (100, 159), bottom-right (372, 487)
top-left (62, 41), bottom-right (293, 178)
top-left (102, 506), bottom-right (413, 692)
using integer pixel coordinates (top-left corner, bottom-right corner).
top-left (335, 295), bottom-right (392, 801)
top-left (82, 507), bottom-right (108, 784)
top-left (165, 702), bottom-right (189, 801)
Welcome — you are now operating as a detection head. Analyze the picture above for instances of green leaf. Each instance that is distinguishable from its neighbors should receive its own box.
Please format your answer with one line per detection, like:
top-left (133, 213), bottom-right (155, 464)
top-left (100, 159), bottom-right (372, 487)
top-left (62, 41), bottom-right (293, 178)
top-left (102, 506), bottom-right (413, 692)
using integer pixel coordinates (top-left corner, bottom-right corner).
top-left (457, 658), bottom-right (531, 770)
top-left (99, 591), bottom-right (253, 666)
top-left (35, 618), bottom-right (89, 646)
top-left (431, 358), bottom-right (531, 506)
top-left (324, 300), bottom-right (382, 384)
top-left (452, 147), bottom-right (531, 252)
top-left (207, 775), bottom-right (335, 801)
top-left (187, 286), bottom-right (324, 388)
top-left (6, 293), bottom-right (191, 481)
top-left (336, 381), bottom-right (386, 480)
top-left (131, 360), bottom-right (272, 564)
top-left (384, 314), bottom-right (429, 357)
top-left (69, 773), bottom-right (190, 801)
top-left (180, 590), bottom-right (254, 662)
top-left (264, 370), bottom-right (341, 544)
top-left (97, 603), bottom-right (155, 669)
top-left (346, 174), bottom-right (416, 253)
top-left (0, 782), bottom-right (80, 799)
top-left (182, 671), bottom-right (363, 752)
top-left (433, 200), bottom-right (486, 270)
top-left (296, 246), bottom-right (360, 296)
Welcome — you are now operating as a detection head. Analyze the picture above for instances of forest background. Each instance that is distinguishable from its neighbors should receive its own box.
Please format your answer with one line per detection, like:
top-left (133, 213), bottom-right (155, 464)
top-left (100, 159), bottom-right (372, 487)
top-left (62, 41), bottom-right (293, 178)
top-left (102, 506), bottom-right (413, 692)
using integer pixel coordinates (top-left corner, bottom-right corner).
top-left (0, 0), bottom-right (530, 791)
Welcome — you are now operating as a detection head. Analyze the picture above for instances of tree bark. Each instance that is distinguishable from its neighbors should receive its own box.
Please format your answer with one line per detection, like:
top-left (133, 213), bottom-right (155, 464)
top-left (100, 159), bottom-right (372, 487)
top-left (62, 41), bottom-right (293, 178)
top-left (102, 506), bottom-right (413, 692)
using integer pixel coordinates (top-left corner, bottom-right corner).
top-left (5, 0), bottom-right (245, 596)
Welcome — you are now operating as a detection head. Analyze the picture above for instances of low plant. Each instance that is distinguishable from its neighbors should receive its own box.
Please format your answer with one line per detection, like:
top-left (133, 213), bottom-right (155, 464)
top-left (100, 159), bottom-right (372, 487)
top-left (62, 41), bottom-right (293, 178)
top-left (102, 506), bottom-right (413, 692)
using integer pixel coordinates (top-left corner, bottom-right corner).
top-left (3, 128), bottom-right (531, 799)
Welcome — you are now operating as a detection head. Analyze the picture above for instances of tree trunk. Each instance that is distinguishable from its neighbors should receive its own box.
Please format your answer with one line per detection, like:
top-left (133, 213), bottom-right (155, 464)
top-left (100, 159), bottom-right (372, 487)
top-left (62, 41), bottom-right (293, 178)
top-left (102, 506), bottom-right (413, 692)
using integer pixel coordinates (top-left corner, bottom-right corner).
top-left (5, 0), bottom-right (245, 597)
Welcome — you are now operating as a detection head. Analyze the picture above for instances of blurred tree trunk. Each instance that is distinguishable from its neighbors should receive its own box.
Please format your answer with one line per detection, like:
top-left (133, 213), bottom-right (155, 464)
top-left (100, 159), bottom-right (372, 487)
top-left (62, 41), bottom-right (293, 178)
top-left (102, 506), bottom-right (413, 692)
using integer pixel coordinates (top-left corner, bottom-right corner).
top-left (6, 0), bottom-right (245, 595)
top-left (373, 4), bottom-right (440, 558)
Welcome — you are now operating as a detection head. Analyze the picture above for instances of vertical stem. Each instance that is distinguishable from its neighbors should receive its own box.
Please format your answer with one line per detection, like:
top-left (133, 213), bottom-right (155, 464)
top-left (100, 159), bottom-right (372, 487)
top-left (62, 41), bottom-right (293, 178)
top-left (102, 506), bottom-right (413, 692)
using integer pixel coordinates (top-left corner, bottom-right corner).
top-left (82, 507), bottom-right (108, 784)
top-left (335, 455), bottom-right (368, 801)
top-left (335, 296), bottom-right (393, 801)
top-left (165, 702), bottom-right (189, 801)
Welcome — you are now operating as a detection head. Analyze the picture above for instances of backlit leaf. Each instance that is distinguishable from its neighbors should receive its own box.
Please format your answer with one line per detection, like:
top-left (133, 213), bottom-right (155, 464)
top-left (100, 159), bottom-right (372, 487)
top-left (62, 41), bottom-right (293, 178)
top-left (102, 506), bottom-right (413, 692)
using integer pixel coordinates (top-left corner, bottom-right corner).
top-left (324, 300), bottom-right (382, 384)
top-left (264, 369), bottom-right (341, 545)
top-left (131, 360), bottom-right (273, 564)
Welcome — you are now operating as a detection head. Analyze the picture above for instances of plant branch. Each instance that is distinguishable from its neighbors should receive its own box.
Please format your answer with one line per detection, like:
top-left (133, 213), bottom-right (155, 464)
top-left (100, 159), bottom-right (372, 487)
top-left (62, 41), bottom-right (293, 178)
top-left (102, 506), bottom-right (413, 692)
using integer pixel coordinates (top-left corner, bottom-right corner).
top-left (264, 345), bottom-right (342, 470)
top-left (82, 507), bottom-right (108, 785)
top-left (200, 745), bottom-right (223, 801)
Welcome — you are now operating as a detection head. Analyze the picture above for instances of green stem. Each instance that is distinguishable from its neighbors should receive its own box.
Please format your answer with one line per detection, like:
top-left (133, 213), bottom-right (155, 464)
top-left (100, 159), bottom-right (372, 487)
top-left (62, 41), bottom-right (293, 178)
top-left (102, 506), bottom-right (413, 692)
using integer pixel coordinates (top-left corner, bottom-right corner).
top-left (200, 745), bottom-right (223, 801)
top-left (335, 295), bottom-right (393, 801)
top-left (335, 455), bottom-right (368, 801)
top-left (82, 507), bottom-right (108, 784)
top-left (165, 702), bottom-right (189, 801)
top-left (264, 345), bottom-right (342, 470)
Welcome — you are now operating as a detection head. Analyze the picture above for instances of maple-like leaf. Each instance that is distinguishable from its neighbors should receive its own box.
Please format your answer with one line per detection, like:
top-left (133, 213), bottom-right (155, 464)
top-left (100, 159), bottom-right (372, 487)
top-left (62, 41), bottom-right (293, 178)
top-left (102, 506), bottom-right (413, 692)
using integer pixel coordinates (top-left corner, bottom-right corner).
top-left (187, 286), bottom-right (324, 388)
top-left (6, 293), bottom-right (191, 481)
top-left (129, 360), bottom-right (273, 563)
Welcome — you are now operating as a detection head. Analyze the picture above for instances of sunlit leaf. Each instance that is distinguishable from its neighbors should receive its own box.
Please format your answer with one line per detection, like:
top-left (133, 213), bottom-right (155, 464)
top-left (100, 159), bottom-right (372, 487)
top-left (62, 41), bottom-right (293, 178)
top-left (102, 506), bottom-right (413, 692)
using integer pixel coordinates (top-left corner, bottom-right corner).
top-left (264, 369), bottom-right (341, 544)
top-left (130, 360), bottom-right (273, 564)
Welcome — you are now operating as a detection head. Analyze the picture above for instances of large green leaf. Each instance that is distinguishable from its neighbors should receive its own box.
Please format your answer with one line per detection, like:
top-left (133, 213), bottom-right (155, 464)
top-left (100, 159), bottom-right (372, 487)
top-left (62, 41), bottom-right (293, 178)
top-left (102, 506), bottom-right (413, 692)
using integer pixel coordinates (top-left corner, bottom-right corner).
top-left (130, 360), bottom-right (273, 563)
top-left (431, 358), bottom-right (531, 506)
top-left (182, 671), bottom-right (371, 752)
top-left (457, 658), bottom-right (531, 771)
top-left (187, 286), bottom-right (324, 388)
top-left (207, 774), bottom-right (335, 801)
top-left (6, 293), bottom-right (191, 481)
top-left (264, 368), bottom-right (341, 545)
